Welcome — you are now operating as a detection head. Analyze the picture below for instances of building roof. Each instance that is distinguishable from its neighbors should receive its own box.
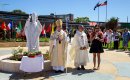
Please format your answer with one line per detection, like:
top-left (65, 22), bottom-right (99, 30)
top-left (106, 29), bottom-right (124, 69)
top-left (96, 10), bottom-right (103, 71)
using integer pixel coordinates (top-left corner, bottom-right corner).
top-left (0, 11), bottom-right (61, 19)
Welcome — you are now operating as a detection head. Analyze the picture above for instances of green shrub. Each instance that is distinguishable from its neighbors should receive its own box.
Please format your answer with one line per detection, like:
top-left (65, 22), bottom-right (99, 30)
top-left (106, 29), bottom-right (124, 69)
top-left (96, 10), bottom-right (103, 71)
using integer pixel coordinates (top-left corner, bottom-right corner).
top-left (39, 38), bottom-right (49, 42)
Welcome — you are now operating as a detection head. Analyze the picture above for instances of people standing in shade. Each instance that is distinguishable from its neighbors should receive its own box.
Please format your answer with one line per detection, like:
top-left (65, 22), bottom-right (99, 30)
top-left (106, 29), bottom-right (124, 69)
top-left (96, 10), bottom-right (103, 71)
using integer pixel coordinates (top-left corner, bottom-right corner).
top-left (108, 29), bottom-right (113, 49)
top-left (106, 30), bottom-right (111, 48)
top-left (89, 27), bottom-right (104, 70)
top-left (113, 30), bottom-right (120, 50)
top-left (104, 35), bottom-right (108, 47)
top-left (86, 29), bottom-right (91, 47)
top-left (103, 29), bottom-right (107, 47)
top-left (50, 19), bottom-right (68, 73)
top-left (70, 25), bottom-right (89, 70)
top-left (103, 29), bottom-right (110, 48)
top-left (122, 28), bottom-right (130, 51)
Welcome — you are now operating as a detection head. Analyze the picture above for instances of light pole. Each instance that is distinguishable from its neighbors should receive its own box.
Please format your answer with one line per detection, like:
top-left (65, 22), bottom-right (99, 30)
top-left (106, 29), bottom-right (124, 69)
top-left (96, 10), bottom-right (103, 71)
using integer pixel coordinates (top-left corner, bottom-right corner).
top-left (66, 17), bottom-right (69, 32)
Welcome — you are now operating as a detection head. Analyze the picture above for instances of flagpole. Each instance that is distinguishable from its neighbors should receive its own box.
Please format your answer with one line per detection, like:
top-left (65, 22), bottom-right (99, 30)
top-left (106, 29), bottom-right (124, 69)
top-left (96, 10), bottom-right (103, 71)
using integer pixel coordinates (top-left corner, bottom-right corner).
top-left (11, 21), bottom-right (13, 38)
top-left (98, 0), bottom-right (100, 26)
top-left (127, 16), bottom-right (128, 29)
top-left (98, 5), bottom-right (100, 25)
top-left (127, 16), bottom-right (128, 23)
top-left (105, 0), bottom-right (108, 28)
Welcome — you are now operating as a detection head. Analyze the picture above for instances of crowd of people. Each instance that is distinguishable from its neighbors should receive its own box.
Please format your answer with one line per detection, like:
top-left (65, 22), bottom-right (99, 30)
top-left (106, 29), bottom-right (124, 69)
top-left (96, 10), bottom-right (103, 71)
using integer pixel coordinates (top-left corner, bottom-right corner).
top-left (86, 28), bottom-right (130, 51)
top-left (103, 28), bottom-right (130, 50)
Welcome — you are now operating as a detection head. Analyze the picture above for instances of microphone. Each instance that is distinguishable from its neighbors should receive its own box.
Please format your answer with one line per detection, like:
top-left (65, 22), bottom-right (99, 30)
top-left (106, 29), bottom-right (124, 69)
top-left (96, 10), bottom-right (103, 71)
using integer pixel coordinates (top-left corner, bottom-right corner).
top-left (59, 40), bottom-right (61, 44)
top-left (57, 32), bottom-right (61, 44)
top-left (58, 35), bottom-right (61, 44)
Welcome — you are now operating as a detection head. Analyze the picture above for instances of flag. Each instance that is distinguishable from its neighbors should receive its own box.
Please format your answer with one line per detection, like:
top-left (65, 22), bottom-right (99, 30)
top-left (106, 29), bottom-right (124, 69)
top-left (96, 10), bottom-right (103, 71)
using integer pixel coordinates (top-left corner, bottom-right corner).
top-left (51, 23), bottom-right (55, 34)
top-left (8, 21), bottom-right (13, 30)
top-left (7, 22), bottom-right (12, 30)
top-left (17, 21), bottom-right (22, 32)
top-left (94, 2), bottom-right (100, 10)
top-left (6, 25), bottom-right (10, 31)
top-left (41, 24), bottom-right (46, 35)
top-left (1, 22), bottom-right (7, 31)
top-left (100, 1), bottom-right (107, 6)
top-left (46, 24), bottom-right (51, 33)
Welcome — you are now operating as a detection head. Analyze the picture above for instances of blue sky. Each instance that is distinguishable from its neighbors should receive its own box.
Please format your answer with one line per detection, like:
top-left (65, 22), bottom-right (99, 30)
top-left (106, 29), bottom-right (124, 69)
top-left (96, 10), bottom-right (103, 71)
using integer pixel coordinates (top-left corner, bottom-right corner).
top-left (0, 0), bottom-right (130, 22)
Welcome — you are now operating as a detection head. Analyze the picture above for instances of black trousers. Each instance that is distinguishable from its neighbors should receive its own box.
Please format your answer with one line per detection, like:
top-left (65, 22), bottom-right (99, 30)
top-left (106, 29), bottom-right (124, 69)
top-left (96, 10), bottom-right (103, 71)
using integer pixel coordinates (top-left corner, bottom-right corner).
top-left (114, 41), bottom-right (119, 49)
top-left (103, 42), bottom-right (107, 46)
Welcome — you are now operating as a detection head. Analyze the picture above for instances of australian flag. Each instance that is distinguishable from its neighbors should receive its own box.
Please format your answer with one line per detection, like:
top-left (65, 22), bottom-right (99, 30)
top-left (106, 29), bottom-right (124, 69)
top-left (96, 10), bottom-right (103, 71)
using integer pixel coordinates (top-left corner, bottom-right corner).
top-left (94, 2), bottom-right (100, 10)
top-left (100, 1), bottom-right (107, 6)
top-left (94, 1), bottom-right (107, 10)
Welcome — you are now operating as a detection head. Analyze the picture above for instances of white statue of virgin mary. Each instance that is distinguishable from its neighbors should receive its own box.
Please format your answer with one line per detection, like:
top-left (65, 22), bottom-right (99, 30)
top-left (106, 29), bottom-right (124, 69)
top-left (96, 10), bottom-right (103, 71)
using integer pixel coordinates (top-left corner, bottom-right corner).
top-left (24, 13), bottom-right (42, 52)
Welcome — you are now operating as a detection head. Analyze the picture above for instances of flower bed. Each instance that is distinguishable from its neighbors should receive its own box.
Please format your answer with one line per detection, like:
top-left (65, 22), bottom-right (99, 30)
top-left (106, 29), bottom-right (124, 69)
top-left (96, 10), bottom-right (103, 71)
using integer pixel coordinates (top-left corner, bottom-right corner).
top-left (0, 55), bottom-right (51, 73)
top-left (0, 47), bottom-right (51, 73)
top-left (9, 47), bottom-right (50, 61)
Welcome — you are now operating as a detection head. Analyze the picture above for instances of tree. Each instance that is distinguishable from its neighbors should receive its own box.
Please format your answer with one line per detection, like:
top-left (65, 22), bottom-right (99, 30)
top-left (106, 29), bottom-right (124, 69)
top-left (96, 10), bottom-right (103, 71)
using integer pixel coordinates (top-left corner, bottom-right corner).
top-left (106, 17), bottom-right (119, 30)
top-left (11, 9), bottom-right (26, 14)
top-left (74, 17), bottom-right (90, 23)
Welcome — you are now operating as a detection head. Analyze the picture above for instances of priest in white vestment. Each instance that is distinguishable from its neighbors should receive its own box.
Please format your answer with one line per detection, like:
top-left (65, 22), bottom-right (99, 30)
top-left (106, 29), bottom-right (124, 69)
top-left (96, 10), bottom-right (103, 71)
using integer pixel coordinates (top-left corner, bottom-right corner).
top-left (50, 19), bottom-right (68, 73)
top-left (70, 25), bottom-right (89, 70)
top-left (24, 13), bottom-right (42, 52)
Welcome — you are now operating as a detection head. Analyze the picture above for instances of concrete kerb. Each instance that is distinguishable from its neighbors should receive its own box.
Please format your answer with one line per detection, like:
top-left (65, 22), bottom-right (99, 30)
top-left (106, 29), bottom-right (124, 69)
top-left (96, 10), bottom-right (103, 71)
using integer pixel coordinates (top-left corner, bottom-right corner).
top-left (0, 54), bottom-right (52, 73)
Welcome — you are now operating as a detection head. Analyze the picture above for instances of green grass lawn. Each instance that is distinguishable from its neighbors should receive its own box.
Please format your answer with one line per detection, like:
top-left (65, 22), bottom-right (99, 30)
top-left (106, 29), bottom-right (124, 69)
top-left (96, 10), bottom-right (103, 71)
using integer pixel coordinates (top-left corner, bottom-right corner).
top-left (0, 37), bottom-right (49, 42)
top-left (39, 37), bottom-right (49, 42)
top-left (103, 41), bottom-right (130, 50)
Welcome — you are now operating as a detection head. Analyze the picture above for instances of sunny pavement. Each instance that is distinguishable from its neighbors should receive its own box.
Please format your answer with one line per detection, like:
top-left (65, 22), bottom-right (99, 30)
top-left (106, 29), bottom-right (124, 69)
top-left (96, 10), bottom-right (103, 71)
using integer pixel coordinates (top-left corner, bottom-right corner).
top-left (0, 44), bottom-right (130, 80)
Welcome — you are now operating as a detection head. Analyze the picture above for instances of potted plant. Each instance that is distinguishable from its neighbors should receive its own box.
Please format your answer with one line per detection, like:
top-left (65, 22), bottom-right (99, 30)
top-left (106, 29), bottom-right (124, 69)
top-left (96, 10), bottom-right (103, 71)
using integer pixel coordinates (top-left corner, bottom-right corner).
top-left (43, 50), bottom-right (50, 60)
top-left (28, 52), bottom-right (36, 58)
top-left (23, 51), bottom-right (28, 56)
top-left (36, 51), bottom-right (42, 56)
top-left (17, 53), bottom-right (23, 61)
top-left (18, 48), bottom-right (23, 54)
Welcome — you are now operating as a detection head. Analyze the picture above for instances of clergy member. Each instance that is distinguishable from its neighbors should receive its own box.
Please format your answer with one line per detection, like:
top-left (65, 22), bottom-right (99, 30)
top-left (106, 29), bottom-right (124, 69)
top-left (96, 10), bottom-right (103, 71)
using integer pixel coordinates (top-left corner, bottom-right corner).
top-left (24, 13), bottom-right (42, 52)
top-left (70, 25), bottom-right (89, 70)
top-left (50, 19), bottom-right (68, 73)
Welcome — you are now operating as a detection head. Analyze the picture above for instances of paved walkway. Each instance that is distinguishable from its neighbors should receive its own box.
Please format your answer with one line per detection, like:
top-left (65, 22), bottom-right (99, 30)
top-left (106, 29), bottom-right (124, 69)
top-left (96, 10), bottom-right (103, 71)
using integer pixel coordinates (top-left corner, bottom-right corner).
top-left (0, 46), bottom-right (130, 80)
